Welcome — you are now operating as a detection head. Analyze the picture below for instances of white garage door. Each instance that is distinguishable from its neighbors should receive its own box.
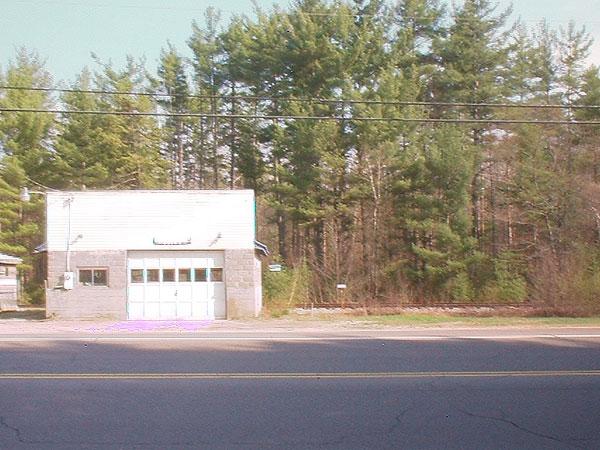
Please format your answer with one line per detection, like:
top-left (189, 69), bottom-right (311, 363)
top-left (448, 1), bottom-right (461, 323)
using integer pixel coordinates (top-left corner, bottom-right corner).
top-left (127, 251), bottom-right (226, 320)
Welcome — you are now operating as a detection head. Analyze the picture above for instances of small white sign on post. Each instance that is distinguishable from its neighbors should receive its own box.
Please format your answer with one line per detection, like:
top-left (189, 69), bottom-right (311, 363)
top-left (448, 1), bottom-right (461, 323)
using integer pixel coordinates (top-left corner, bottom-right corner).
top-left (269, 264), bottom-right (283, 272)
top-left (336, 283), bottom-right (347, 289)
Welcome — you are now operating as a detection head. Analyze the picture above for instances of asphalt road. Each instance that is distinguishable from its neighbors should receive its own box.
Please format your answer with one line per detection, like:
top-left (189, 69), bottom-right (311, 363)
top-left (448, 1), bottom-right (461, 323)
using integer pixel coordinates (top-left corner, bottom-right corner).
top-left (1, 333), bottom-right (600, 449)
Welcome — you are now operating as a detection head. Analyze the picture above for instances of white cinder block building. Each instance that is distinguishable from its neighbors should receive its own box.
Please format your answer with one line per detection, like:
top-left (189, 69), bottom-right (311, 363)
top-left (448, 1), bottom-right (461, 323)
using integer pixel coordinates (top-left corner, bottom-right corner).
top-left (45, 190), bottom-right (263, 320)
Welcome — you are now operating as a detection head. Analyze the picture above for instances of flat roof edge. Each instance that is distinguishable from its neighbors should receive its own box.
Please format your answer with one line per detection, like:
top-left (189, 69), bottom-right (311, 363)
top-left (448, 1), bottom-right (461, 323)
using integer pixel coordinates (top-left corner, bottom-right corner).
top-left (46, 189), bottom-right (255, 195)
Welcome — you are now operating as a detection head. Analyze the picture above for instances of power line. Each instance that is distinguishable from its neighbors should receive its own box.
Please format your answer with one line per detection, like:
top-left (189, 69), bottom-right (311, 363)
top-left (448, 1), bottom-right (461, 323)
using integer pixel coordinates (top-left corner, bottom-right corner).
top-left (7, 2), bottom-right (600, 25)
top-left (1, 107), bottom-right (600, 125)
top-left (25, 176), bottom-right (57, 192)
top-left (9, 0), bottom-right (227, 12)
top-left (2, 85), bottom-right (599, 110)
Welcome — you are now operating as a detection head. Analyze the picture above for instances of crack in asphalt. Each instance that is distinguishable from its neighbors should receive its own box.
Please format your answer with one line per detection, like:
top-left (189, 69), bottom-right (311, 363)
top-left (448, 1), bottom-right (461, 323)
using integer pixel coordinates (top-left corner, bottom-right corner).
top-left (0, 418), bottom-right (211, 447)
top-left (0, 416), bottom-right (26, 443)
top-left (387, 401), bottom-right (415, 436)
top-left (457, 408), bottom-right (586, 449)
top-left (0, 437), bottom-right (211, 447)
top-left (0, 414), bottom-right (348, 448)
top-left (231, 438), bottom-right (347, 448)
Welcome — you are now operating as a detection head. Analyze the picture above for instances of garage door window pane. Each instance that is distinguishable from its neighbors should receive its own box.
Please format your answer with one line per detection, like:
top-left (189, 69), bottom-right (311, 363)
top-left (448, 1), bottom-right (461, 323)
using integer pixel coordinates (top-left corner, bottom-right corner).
top-left (210, 268), bottom-right (223, 282)
top-left (179, 268), bottom-right (191, 282)
top-left (94, 269), bottom-right (108, 286)
top-left (162, 269), bottom-right (175, 282)
top-left (147, 269), bottom-right (159, 282)
top-left (80, 269), bottom-right (93, 285)
top-left (130, 269), bottom-right (144, 283)
top-left (194, 268), bottom-right (207, 282)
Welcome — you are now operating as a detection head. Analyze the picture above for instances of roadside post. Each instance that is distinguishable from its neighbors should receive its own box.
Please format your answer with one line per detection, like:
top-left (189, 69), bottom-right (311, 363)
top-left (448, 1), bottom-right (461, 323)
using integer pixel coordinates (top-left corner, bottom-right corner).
top-left (336, 283), bottom-right (347, 307)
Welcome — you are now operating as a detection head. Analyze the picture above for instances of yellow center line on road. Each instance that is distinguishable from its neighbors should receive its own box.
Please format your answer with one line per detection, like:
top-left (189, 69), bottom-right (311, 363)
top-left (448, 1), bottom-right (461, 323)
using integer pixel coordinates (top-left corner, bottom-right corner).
top-left (0, 370), bottom-right (599, 380)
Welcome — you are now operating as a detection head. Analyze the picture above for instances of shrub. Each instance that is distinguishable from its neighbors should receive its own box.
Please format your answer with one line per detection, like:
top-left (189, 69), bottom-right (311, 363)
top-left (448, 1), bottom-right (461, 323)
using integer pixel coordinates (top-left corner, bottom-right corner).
top-left (530, 246), bottom-right (600, 314)
top-left (21, 283), bottom-right (45, 305)
top-left (482, 253), bottom-right (528, 303)
top-left (263, 263), bottom-right (310, 316)
top-left (445, 271), bottom-right (474, 301)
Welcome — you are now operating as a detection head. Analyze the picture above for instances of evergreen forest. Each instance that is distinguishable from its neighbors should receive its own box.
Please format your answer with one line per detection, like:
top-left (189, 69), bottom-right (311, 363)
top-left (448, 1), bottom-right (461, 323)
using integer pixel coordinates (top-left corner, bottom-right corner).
top-left (2, 0), bottom-right (600, 311)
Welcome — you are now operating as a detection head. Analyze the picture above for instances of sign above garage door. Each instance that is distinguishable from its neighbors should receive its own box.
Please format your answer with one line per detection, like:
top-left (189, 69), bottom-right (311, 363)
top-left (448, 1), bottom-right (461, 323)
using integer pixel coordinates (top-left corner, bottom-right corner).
top-left (127, 251), bottom-right (226, 320)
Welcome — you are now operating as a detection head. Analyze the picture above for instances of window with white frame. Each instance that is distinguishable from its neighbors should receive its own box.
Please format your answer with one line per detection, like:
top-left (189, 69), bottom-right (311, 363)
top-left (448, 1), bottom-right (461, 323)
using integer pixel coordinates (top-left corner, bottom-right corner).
top-left (79, 268), bottom-right (108, 286)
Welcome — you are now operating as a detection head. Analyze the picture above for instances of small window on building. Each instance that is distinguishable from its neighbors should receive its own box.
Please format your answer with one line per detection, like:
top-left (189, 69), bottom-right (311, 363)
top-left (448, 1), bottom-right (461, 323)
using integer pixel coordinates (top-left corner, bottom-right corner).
top-left (179, 268), bottom-right (191, 282)
top-left (0, 266), bottom-right (8, 277)
top-left (94, 269), bottom-right (108, 286)
top-left (130, 269), bottom-right (144, 283)
top-left (209, 268), bottom-right (223, 282)
top-left (162, 269), bottom-right (175, 282)
top-left (79, 269), bottom-right (92, 285)
top-left (80, 268), bottom-right (108, 286)
top-left (194, 268), bottom-right (207, 282)
top-left (147, 269), bottom-right (160, 283)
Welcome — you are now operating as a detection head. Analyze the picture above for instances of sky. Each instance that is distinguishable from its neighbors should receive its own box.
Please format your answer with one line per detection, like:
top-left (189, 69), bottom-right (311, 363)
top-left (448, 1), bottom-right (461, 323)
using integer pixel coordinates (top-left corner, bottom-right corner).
top-left (1, 0), bottom-right (599, 84)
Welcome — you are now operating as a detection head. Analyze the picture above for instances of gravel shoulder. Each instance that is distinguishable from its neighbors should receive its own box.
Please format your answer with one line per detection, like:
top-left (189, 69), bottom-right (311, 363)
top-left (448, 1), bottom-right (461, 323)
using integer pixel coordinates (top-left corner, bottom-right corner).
top-left (2, 308), bottom-right (600, 336)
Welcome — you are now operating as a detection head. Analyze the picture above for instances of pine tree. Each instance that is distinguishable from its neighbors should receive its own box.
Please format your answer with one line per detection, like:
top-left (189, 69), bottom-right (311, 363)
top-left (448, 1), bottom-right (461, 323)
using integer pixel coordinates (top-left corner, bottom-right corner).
top-left (557, 21), bottom-right (593, 107)
top-left (432, 0), bottom-right (511, 123)
top-left (1, 1), bottom-right (597, 306)
top-left (555, 22), bottom-right (593, 175)
top-left (49, 68), bottom-right (111, 189)
top-left (0, 48), bottom-right (56, 185)
top-left (349, 0), bottom-right (389, 87)
top-left (91, 57), bottom-right (168, 188)
top-left (391, 0), bottom-right (445, 91)
top-left (529, 20), bottom-right (559, 102)
top-left (155, 44), bottom-right (193, 188)
top-left (510, 124), bottom-right (581, 261)
top-left (277, 0), bottom-right (355, 290)
top-left (0, 156), bottom-right (43, 301)
top-left (432, 0), bottom-right (511, 250)
top-left (392, 126), bottom-right (476, 301)
top-left (188, 8), bottom-right (226, 188)
top-left (506, 22), bottom-right (535, 101)
top-left (576, 67), bottom-right (600, 182)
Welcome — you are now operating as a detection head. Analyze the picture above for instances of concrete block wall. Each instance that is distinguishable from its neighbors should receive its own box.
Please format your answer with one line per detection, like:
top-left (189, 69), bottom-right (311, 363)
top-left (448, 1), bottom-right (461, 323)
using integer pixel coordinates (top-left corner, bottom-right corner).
top-left (46, 251), bottom-right (127, 319)
top-left (224, 249), bottom-right (262, 318)
top-left (254, 255), bottom-right (262, 314)
top-left (46, 249), bottom-right (262, 320)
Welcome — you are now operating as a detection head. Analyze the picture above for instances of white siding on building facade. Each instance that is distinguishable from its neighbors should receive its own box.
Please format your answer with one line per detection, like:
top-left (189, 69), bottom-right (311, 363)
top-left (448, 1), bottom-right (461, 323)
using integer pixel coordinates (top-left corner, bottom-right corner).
top-left (46, 190), bottom-right (255, 252)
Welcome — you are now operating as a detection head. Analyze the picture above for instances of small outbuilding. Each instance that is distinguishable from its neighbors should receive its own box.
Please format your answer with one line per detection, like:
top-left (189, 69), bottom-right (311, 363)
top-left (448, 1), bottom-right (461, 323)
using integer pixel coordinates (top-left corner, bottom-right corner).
top-left (45, 190), bottom-right (263, 320)
top-left (0, 253), bottom-right (22, 311)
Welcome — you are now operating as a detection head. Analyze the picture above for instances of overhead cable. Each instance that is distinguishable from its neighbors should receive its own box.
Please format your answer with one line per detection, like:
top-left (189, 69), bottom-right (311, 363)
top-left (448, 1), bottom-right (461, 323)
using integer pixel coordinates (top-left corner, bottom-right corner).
top-left (1, 85), bottom-right (599, 110)
top-left (1, 107), bottom-right (600, 125)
